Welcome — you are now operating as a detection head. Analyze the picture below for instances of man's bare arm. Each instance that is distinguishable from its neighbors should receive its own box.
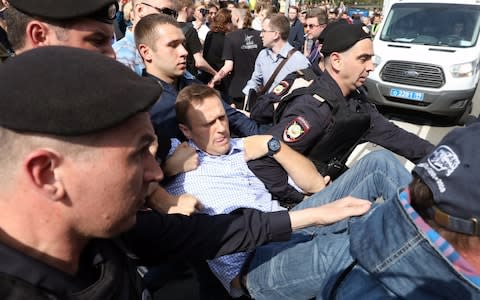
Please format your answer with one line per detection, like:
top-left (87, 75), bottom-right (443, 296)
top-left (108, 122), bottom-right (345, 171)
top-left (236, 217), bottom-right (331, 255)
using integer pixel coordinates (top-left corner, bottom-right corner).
top-left (243, 135), bottom-right (327, 194)
top-left (288, 196), bottom-right (371, 230)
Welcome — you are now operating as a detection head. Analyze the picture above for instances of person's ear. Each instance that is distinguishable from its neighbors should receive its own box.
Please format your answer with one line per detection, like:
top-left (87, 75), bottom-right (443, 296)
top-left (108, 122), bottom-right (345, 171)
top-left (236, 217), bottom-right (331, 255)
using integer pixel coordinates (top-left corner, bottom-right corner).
top-left (25, 21), bottom-right (51, 48)
top-left (329, 52), bottom-right (342, 72)
top-left (138, 44), bottom-right (152, 62)
top-left (135, 2), bottom-right (146, 19)
top-left (273, 31), bottom-right (280, 41)
top-left (178, 123), bottom-right (192, 140)
top-left (24, 149), bottom-right (65, 201)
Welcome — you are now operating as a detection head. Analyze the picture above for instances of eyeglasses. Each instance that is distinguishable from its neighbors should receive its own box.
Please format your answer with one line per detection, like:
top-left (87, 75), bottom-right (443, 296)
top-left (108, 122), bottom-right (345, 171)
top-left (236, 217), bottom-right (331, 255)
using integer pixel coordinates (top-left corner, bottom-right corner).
top-left (261, 30), bottom-right (276, 33)
top-left (304, 24), bottom-right (321, 29)
top-left (141, 2), bottom-right (178, 18)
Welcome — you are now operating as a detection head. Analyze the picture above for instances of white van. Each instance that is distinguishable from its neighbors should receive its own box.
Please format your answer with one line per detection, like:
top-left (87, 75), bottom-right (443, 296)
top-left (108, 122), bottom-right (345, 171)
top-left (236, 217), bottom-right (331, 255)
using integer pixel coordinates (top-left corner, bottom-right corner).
top-left (365, 0), bottom-right (480, 123)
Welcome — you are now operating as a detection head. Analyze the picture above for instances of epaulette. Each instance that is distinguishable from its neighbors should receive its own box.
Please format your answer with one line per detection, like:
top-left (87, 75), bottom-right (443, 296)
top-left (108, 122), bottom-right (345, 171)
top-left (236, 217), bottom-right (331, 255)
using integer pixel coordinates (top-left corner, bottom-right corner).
top-left (300, 68), bottom-right (318, 81)
top-left (295, 69), bottom-right (305, 76)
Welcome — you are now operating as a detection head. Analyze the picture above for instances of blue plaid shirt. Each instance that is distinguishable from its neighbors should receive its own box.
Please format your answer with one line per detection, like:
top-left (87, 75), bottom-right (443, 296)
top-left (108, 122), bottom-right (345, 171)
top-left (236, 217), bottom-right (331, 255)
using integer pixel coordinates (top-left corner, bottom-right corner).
top-left (164, 138), bottom-right (285, 296)
top-left (113, 28), bottom-right (145, 76)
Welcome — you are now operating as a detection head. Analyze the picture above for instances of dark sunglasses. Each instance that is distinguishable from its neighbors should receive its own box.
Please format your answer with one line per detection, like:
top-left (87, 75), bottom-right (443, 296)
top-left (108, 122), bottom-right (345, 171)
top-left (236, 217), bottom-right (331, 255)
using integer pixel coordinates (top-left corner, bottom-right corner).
top-left (304, 24), bottom-right (320, 29)
top-left (141, 2), bottom-right (178, 18)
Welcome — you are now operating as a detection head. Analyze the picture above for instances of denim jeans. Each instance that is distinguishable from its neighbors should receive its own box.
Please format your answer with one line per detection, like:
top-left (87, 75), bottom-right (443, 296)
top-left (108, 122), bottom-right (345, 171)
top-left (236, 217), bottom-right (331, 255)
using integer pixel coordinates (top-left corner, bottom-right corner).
top-left (245, 150), bottom-right (412, 300)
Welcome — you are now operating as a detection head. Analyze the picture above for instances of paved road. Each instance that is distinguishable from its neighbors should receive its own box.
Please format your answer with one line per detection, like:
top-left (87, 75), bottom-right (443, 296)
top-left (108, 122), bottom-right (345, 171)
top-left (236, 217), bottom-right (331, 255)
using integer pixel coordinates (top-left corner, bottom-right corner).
top-left (347, 84), bottom-right (480, 171)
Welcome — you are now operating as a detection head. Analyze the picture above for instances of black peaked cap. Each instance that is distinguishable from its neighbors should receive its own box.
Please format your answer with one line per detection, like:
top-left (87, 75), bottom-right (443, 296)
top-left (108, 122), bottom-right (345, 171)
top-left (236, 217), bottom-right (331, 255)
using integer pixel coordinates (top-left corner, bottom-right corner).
top-left (0, 46), bottom-right (162, 136)
top-left (8, 0), bottom-right (118, 23)
top-left (321, 22), bottom-right (371, 56)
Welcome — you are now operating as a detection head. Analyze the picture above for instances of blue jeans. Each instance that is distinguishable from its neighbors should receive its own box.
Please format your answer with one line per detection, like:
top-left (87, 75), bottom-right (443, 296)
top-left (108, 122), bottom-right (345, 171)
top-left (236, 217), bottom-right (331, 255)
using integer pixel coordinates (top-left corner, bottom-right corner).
top-left (245, 150), bottom-right (412, 300)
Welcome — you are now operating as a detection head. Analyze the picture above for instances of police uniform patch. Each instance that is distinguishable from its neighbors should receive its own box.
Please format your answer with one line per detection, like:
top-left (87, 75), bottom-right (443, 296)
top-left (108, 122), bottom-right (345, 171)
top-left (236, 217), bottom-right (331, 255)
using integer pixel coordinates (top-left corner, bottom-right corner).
top-left (283, 116), bottom-right (310, 142)
top-left (273, 81), bottom-right (289, 96)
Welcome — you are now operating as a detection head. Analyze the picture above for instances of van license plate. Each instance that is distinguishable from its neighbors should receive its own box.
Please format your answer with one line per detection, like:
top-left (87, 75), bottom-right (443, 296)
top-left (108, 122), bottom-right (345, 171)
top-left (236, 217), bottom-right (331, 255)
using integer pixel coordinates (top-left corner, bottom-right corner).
top-left (389, 88), bottom-right (424, 101)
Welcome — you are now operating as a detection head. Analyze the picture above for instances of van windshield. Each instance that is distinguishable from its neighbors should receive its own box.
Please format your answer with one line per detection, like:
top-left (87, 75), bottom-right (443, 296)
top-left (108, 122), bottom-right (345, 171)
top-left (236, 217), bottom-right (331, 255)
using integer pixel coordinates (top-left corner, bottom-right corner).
top-left (380, 3), bottom-right (480, 48)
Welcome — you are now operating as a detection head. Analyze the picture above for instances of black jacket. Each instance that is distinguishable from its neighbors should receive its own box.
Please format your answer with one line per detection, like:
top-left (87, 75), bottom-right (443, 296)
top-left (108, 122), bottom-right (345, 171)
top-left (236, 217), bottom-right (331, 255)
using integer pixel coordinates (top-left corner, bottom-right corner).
top-left (0, 209), bottom-right (291, 299)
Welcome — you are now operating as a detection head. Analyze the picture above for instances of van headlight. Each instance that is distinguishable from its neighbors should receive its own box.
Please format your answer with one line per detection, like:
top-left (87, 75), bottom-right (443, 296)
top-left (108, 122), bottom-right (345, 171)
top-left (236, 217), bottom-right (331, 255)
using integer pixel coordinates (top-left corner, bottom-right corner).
top-left (450, 60), bottom-right (477, 78)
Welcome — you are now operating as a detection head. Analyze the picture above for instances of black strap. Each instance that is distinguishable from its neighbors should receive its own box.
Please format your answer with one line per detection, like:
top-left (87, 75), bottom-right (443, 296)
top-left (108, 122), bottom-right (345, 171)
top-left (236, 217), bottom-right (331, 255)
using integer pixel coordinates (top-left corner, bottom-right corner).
top-left (260, 48), bottom-right (297, 95)
top-left (245, 48), bottom-right (297, 111)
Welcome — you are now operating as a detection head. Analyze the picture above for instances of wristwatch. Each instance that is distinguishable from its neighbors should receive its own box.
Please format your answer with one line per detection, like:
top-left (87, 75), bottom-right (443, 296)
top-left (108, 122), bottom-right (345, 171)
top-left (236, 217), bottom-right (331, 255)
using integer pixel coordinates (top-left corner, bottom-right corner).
top-left (267, 137), bottom-right (281, 157)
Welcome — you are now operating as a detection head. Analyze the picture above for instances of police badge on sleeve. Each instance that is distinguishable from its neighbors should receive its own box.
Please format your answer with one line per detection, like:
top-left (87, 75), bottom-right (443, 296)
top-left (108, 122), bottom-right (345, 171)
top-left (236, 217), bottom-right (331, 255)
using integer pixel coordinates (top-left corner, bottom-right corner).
top-left (283, 116), bottom-right (310, 142)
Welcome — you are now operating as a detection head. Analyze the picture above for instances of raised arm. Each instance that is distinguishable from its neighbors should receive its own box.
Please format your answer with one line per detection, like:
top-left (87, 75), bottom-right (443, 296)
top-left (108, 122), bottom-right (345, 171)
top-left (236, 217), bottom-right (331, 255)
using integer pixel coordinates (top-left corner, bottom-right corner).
top-left (243, 135), bottom-right (327, 194)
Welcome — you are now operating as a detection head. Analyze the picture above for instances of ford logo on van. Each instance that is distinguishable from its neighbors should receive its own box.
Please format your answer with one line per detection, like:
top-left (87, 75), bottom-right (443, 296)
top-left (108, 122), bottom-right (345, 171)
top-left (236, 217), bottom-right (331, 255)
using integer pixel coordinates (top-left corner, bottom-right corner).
top-left (404, 70), bottom-right (419, 78)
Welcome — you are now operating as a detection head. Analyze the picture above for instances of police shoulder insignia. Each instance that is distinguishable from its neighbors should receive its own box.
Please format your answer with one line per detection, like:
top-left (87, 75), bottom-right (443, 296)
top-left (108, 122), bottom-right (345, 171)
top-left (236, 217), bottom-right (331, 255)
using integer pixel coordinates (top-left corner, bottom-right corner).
top-left (273, 81), bottom-right (289, 96)
top-left (283, 116), bottom-right (311, 142)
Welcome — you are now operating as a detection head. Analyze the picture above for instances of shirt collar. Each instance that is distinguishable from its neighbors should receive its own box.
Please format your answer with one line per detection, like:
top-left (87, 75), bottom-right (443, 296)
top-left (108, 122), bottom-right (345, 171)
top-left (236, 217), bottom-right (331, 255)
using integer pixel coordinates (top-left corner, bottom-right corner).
top-left (187, 138), bottom-right (243, 157)
top-left (278, 42), bottom-right (294, 58)
top-left (267, 42), bottom-right (294, 59)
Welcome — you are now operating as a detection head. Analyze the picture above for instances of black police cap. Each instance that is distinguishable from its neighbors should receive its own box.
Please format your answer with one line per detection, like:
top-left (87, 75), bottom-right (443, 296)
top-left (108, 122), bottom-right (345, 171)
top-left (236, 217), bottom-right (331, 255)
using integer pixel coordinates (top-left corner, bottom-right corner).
top-left (0, 46), bottom-right (162, 136)
top-left (320, 22), bottom-right (371, 56)
top-left (8, 0), bottom-right (118, 23)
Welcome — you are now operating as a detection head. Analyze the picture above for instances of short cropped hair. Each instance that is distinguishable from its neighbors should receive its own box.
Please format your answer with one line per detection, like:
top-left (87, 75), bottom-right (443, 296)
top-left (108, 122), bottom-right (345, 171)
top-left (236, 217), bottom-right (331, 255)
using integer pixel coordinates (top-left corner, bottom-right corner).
top-left (4, 6), bottom-right (32, 50)
top-left (0, 126), bottom-right (100, 181)
top-left (176, 84), bottom-right (221, 127)
top-left (265, 13), bottom-right (290, 40)
top-left (306, 8), bottom-right (328, 25)
top-left (4, 6), bottom-right (78, 51)
top-left (134, 14), bottom-right (179, 50)
top-left (232, 7), bottom-right (253, 29)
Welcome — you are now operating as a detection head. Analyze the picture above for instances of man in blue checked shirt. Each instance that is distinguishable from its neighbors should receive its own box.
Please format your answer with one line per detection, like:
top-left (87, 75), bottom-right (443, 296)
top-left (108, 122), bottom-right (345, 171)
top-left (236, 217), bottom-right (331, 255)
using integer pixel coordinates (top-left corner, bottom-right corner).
top-left (163, 84), bottom-right (413, 299)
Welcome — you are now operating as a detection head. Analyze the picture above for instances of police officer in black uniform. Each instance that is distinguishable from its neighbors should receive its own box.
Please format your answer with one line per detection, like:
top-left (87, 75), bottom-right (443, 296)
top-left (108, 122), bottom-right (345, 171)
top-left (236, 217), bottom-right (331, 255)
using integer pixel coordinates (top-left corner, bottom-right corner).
top-left (248, 22), bottom-right (434, 207)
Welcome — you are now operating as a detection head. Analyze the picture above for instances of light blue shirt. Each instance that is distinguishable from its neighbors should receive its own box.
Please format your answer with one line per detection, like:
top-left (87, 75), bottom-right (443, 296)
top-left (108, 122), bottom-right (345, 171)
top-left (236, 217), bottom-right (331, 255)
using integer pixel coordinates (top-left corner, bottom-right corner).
top-left (113, 28), bottom-right (145, 76)
top-left (164, 138), bottom-right (285, 296)
top-left (242, 42), bottom-right (310, 95)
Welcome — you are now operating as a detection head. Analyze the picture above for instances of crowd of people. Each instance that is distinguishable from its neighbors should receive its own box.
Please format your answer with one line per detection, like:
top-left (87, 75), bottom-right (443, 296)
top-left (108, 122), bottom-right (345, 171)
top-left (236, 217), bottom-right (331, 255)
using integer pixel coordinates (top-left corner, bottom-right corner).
top-left (0, 0), bottom-right (479, 299)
